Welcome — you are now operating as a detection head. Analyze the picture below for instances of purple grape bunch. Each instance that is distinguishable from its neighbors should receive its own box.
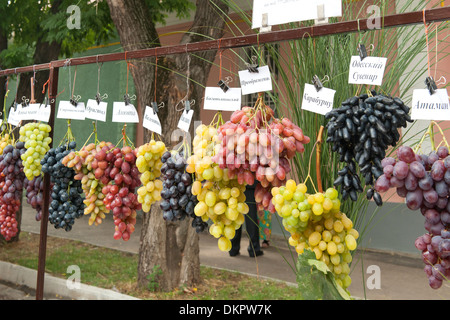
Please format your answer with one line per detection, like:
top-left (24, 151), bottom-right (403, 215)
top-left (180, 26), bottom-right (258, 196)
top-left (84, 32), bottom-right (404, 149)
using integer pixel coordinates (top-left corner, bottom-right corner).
top-left (374, 145), bottom-right (450, 289)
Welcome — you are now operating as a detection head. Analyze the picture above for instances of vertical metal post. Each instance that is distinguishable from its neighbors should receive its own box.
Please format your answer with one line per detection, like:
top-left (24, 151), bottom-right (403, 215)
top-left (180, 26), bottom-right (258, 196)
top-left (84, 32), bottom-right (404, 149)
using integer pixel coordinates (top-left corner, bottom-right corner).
top-left (35, 65), bottom-right (58, 300)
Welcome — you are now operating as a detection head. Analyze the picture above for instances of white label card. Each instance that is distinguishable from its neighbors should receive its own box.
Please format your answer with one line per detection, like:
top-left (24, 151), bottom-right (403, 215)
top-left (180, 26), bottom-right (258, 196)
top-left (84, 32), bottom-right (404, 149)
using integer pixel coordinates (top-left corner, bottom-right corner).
top-left (86, 99), bottom-right (108, 122)
top-left (411, 88), bottom-right (450, 120)
top-left (238, 65), bottom-right (273, 95)
top-left (348, 56), bottom-right (387, 86)
top-left (7, 104), bottom-right (21, 126)
top-left (203, 87), bottom-right (242, 112)
top-left (252, 0), bottom-right (342, 29)
top-left (177, 109), bottom-right (194, 133)
top-left (16, 103), bottom-right (40, 121)
top-left (143, 106), bottom-right (162, 135)
top-left (57, 100), bottom-right (86, 120)
top-left (35, 102), bottom-right (51, 123)
top-left (112, 102), bottom-right (139, 123)
top-left (301, 83), bottom-right (336, 115)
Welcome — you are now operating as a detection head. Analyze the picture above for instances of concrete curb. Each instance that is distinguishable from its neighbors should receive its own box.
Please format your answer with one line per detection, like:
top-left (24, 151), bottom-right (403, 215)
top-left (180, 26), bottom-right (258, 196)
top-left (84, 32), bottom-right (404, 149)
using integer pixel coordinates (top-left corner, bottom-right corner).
top-left (0, 261), bottom-right (140, 300)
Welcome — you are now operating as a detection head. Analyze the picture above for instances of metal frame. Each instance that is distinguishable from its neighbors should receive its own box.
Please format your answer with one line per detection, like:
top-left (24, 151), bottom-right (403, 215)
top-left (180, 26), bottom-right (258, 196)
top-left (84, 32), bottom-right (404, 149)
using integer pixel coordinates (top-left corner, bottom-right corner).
top-left (0, 6), bottom-right (448, 300)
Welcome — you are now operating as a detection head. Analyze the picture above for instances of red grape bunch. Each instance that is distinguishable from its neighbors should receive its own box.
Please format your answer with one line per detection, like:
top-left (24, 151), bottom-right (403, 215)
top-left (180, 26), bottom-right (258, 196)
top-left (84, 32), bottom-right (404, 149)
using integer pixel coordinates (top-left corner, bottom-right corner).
top-left (102, 145), bottom-right (142, 241)
top-left (213, 102), bottom-right (310, 213)
top-left (374, 145), bottom-right (450, 289)
top-left (0, 142), bottom-right (25, 241)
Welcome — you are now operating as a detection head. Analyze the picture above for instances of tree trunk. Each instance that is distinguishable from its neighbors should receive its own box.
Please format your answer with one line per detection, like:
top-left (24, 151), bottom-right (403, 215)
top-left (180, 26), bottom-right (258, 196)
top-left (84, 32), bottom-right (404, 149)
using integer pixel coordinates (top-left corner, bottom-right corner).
top-left (106, 0), bottom-right (229, 291)
top-left (0, 30), bottom-right (7, 111)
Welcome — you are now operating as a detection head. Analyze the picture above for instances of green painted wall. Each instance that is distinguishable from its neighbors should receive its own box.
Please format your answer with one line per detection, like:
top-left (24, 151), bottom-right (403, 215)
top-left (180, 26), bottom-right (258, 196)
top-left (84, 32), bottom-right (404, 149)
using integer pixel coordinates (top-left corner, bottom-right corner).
top-left (4, 42), bottom-right (137, 150)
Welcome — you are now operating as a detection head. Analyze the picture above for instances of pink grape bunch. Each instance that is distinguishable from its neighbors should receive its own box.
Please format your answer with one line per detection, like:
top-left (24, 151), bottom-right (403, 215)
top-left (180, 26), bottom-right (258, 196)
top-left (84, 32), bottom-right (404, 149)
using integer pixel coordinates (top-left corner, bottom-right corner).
top-left (374, 145), bottom-right (450, 289)
top-left (213, 105), bottom-right (310, 213)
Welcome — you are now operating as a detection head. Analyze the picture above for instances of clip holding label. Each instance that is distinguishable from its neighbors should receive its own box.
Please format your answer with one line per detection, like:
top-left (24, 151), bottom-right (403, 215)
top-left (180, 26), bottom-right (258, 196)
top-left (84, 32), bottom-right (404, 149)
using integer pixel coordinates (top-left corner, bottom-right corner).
top-left (218, 80), bottom-right (229, 93)
top-left (358, 43), bottom-right (368, 60)
top-left (312, 75), bottom-right (323, 92)
top-left (21, 96), bottom-right (30, 107)
top-left (96, 92), bottom-right (108, 105)
top-left (425, 76), bottom-right (438, 95)
top-left (70, 95), bottom-right (81, 107)
top-left (151, 101), bottom-right (158, 114)
top-left (218, 76), bottom-right (232, 93)
top-left (247, 56), bottom-right (259, 73)
top-left (124, 93), bottom-right (136, 106)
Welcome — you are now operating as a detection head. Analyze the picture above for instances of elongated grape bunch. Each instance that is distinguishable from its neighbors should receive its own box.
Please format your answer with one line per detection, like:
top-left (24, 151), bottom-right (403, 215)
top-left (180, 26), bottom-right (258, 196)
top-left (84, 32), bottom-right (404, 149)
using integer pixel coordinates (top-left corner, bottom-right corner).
top-left (102, 145), bottom-right (141, 241)
top-left (214, 105), bottom-right (309, 213)
top-left (159, 151), bottom-right (198, 223)
top-left (0, 142), bottom-right (25, 241)
top-left (373, 144), bottom-right (450, 289)
top-left (19, 122), bottom-right (52, 180)
top-left (136, 140), bottom-right (166, 212)
top-left (272, 179), bottom-right (359, 290)
top-left (42, 141), bottom-right (85, 231)
top-left (24, 175), bottom-right (52, 221)
top-left (63, 141), bottom-right (115, 226)
top-left (326, 92), bottom-right (413, 202)
top-left (186, 124), bottom-right (233, 235)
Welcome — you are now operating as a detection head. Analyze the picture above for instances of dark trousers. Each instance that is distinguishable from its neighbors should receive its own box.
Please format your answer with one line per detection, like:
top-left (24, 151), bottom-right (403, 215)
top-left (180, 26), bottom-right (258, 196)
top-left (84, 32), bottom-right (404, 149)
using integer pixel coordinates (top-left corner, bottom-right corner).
top-left (229, 185), bottom-right (261, 256)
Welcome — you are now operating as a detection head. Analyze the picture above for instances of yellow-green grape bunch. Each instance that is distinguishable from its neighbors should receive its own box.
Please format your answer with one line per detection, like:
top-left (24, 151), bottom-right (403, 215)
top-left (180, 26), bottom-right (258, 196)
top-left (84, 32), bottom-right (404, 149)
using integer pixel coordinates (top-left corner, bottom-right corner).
top-left (0, 133), bottom-right (13, 155)
top-left (186, 124), bottom-right (222, 182)
top-left (136, 139), bottom-right (167, 212)
top-left (192, 178), bottom-right (249, 252)
top-left (19, 122), bottom-right (52, 180)
top-left (63, 141), bottom-right (114, 226)
top-left (271, 179), bottom-right (359, 290)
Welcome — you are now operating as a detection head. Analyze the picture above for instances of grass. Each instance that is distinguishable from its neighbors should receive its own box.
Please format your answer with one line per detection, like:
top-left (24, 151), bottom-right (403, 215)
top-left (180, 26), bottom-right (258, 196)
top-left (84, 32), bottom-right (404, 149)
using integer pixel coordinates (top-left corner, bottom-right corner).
top-left (0, 232), bottom-right (303, 300)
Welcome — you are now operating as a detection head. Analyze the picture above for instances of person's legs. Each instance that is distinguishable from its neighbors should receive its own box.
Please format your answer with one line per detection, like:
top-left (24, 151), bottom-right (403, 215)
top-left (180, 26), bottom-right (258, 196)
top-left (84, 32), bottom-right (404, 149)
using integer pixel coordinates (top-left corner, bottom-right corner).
top-left (244, 210), bottom-right (263, 256)
top-left (229, 225), bottom-right (242, 256)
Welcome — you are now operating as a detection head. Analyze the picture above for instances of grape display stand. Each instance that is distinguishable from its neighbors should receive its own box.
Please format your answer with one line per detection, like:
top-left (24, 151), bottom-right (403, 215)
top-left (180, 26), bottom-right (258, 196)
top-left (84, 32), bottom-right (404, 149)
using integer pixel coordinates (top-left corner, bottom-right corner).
top-left (0, 6), bottom-right (450, 300)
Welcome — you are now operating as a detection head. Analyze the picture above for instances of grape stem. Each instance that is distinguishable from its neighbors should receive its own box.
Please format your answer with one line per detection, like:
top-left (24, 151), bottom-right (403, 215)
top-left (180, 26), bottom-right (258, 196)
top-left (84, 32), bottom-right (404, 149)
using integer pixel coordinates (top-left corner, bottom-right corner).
top-left (414, 121), bottom-right (449, 153)
top-left (316, 125), bottom-right (324, 193)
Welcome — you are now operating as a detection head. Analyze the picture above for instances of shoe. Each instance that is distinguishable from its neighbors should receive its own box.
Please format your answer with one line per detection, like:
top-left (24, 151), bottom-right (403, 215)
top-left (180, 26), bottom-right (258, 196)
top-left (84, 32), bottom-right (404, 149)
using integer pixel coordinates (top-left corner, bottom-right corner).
top-left (229, 251), bottom-right (240, 257)
top-left (261, 240), bottom-right (270, 248)
top-left (249, 250), bottom-right (264, 257)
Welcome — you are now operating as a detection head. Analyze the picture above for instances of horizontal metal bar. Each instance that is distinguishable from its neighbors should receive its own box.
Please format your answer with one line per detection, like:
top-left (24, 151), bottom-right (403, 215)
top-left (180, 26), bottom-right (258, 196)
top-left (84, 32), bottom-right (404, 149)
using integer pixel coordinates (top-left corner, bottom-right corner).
top-left (0, 6), bottom-right (449, 77)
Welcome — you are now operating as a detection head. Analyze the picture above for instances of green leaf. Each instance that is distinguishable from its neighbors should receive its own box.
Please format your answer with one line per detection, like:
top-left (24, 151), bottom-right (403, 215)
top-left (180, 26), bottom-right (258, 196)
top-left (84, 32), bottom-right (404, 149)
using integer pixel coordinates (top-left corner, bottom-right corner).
top-left (296, 250), bottom-right (350, 300)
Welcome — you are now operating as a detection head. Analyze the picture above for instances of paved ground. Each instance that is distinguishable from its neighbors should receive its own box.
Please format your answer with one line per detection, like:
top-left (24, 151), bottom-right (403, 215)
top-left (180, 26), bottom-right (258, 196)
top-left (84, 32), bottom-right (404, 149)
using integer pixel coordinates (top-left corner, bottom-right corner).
top-left (6, 203), bottom-right (450, 300)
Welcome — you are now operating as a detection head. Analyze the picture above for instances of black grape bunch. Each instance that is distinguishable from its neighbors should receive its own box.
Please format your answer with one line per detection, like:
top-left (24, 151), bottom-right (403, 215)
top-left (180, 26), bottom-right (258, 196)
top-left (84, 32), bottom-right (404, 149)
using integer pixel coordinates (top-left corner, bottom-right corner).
top-left (325, 91), bottom-right (413, 204)
top-left (160, 151), bottom-right (206, 232)
top-left (41, 141), bottom-right (85, 231)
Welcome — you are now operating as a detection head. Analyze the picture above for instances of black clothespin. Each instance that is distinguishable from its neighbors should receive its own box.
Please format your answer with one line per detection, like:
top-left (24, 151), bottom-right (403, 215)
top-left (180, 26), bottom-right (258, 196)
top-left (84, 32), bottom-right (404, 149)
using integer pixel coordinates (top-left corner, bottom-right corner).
top-left (312, 75), bottom-right (323, 92)
top-left (124, 94), bottom-right (131, 106)
top-left (95, 93), bottom-right (108, 105)
top-left (151, 101), bottom-right (158, 114)
top-left (184, 99), bottom-right (191, 112)
top-left (21, 96), bottom-right (30, 108)
top-left (218, 76), bottom-right (232, 93)
top-left (70, 95), bottom-right (81, 107)
top-left (218, 80), bottom-right (229, 93)
top-left (358, 43), bottom-right (368, 60)
top-left (247, 56), bottom-right (259, 73)
top-left (425, 76), bottom-right (438, 95)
